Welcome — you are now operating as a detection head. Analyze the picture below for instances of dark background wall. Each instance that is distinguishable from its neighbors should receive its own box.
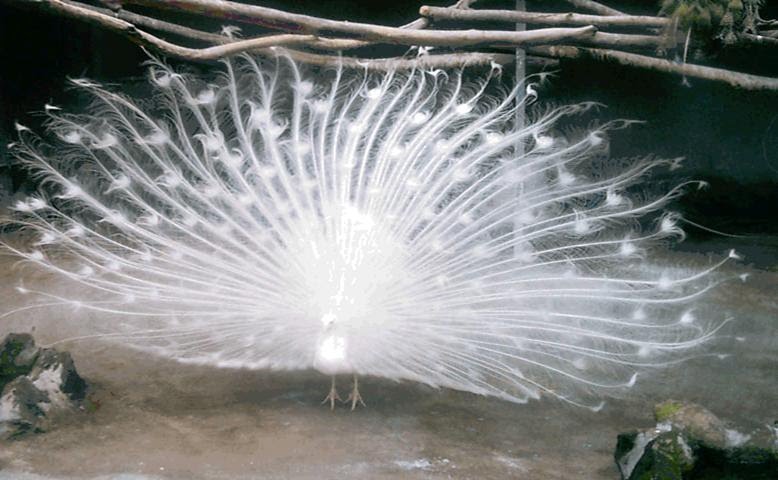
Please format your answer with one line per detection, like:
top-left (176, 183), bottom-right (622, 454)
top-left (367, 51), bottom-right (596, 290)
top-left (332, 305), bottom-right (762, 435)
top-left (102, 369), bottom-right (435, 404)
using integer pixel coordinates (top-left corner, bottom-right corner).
top-left (1, 0), bottom-right (777, 234)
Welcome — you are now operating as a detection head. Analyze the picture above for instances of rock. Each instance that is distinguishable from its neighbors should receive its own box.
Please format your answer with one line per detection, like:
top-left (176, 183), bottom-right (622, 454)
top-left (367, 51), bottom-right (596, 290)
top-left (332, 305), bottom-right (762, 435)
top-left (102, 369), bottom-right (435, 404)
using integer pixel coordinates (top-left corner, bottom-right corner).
top-left (0, 377), bottom-right (48, 440)
top-left (654, 399), bottom-right (728, 448)
top-left (748, 421), bottom-right (778, 453)
top-left (0, 333), bottom-right (87, 440)
top-left (29, 349), bottom-right (87, 403)
top-left (616, 429), bottom-right (659, 478)
top-left (618, 431), bottom-right (695, 480)
top-left (615, 400), bottom-right (778, 480)
top-left (0, 333), bottom-right (40, 390)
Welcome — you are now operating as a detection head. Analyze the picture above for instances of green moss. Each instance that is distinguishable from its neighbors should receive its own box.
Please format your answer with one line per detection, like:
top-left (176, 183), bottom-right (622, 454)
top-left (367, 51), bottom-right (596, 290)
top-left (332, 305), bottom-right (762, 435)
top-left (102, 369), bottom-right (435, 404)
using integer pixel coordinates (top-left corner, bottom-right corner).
top-left (0, 335), bottom-right (38, 391)
top-left (662, 436), bottom-right (695, 473)
top-left (654, 400), bottom-right (683, 422)
top-left (637, 434), bottom-right (695, 480)
top-left (1, 340), bottom-right (26, 384)
top-left (727, 445), bottom-right (778, 464)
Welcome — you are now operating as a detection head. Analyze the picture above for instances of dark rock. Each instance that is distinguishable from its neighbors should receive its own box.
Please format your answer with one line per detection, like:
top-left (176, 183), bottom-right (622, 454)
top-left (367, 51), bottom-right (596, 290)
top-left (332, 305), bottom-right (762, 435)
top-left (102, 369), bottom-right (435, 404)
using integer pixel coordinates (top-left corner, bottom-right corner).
top-left (616, 401), bottom-right (778, 480)
top-left (689, 443), bottom-right (778, 479)
top-left (615, 431), bottom-right (640, 470)
top-left (626, 431), bottom-right (695, 480)
top-left (0, 333), bottom-right (88, 440)
top-left (616, 423), bottom-right (678, 479)
top-left (29, 349), bottom-right (87, 401)
top-left (747, 422), bottom-right (778, 453)
top-left (0, 376), bottom-right (49, 440)
top-left (0, 333), bottom-right (40, 390)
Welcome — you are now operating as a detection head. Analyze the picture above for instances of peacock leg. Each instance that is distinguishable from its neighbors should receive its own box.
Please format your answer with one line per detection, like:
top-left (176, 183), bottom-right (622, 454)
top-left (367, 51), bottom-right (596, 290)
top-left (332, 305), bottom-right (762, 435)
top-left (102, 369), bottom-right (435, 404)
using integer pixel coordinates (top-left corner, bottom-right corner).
top-left (346, 374), bottom-right (366, 411)
top-left (321, 375), bottom-right (341, 410)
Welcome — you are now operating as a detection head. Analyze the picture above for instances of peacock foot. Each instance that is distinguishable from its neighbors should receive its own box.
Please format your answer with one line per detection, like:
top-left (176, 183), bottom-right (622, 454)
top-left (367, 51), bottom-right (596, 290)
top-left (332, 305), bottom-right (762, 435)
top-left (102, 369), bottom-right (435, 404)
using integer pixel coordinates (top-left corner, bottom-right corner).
top-left (321, 376), bottom-right (341, 411)
top-left (345, 374), bottom-right (366, 411)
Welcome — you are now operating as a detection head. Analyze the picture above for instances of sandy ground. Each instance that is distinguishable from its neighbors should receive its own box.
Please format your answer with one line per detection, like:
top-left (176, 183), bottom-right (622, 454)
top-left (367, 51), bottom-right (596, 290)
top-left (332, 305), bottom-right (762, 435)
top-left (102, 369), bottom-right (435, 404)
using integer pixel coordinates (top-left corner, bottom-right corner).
top-left (0, 238), bottom-right (776, 479)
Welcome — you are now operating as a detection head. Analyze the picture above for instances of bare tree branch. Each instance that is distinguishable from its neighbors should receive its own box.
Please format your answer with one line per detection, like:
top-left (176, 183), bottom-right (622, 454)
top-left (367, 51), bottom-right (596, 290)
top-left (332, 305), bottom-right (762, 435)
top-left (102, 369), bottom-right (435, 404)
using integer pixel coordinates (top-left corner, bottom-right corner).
top-left (75, 1), bottom-right (242, 45)
top-left (23, 0), bottom-right (608, 50)
top-left (416, 4), bottom-right (771, 51)
top-left (738, 32), bottom-right (778, 47)
top-left (113, 0), bottom-right (666, 50)
top-left (4, 0), bottom-right (776, 90)
top-left (24, 0), bottom-right (321, 61)
top-left (282, 50), bottom-right (521, 71)
top-left (575, 32), bottom-right (665, 49)
top-left (28, 0), bottom-right (487, 53)
top-left (528, 45), bottom-right (778, 91)
top-left (17, 0), bottom-right (531, 70)
top-left (401, 0), bottom-right (480, 31)
top-left (420, 6), bottom-right (668, 29)
top-left (562, 0), bottom-right (625, 17)
top-left (120, 0), bottom-right (599, 48)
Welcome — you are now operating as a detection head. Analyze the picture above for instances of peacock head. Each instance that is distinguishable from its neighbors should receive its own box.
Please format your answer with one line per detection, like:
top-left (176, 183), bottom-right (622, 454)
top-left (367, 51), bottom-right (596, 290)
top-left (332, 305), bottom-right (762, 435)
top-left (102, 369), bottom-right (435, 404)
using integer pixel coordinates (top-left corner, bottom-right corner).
top-left (321, 312), bottom-right (337, 329)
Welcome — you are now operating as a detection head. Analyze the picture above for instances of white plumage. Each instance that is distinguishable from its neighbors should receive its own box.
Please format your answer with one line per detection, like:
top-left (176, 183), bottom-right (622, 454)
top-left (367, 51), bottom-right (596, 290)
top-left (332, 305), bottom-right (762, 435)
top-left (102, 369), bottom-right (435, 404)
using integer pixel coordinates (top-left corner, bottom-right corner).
top-left (4, 54), bottom-right (730, 410)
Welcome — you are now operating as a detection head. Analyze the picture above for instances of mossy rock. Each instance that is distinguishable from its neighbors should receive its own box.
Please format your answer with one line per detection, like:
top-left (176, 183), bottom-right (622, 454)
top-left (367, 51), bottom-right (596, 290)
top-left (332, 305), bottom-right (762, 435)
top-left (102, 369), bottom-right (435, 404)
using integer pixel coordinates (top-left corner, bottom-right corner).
top-left (655, 400), bottom-right (684, 422)
top-left (618, 400), bottom-right (778, 479)
top-left (622, 431), bottom-right (778, 480)
top-left (653, 400), bottom-right (728, 447)
top-left (0, 333), bottom-right (39, 391)
top-left (30, 349), bottom-right (87, 401)
top-left (629, 432), bottom-right (695, 480)
top-left (0, 376), bottom-right (49, 440)
top-left (688, 443), bottom-right (778, 479)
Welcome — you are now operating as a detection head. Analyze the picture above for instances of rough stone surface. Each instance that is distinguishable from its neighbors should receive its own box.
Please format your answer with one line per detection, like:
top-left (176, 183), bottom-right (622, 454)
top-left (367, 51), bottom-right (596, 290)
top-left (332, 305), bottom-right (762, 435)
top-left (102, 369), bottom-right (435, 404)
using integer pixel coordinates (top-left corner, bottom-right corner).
top-left (616, 428), bottom-right (665, 478)
top-left (29, 349), bottom-right (87, 403)
top-left (654, 399), bottom-right (729, 448)
top-left (616, 401), bottom-right (778, 480)
top-left (0, 376), bottom-right (48, 440)
top-left (0, 333), bottom-right (87, 440)
top-left (626, 431), bottom-right (695, 480)
top-left (0, 333), bottom-right (40, 390)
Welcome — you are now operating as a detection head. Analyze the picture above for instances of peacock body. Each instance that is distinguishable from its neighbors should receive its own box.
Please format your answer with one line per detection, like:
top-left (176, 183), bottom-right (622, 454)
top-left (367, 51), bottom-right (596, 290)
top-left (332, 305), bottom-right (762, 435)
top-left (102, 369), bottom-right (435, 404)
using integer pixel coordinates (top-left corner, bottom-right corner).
top-left (4, 55), bottom-right (730, 409)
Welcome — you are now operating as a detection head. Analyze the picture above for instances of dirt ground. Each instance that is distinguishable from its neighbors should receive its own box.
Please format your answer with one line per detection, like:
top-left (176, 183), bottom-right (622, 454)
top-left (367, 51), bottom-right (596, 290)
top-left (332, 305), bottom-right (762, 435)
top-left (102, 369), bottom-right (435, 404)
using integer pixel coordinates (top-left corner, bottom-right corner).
top-left (1, 238), bottom-right (776, 479)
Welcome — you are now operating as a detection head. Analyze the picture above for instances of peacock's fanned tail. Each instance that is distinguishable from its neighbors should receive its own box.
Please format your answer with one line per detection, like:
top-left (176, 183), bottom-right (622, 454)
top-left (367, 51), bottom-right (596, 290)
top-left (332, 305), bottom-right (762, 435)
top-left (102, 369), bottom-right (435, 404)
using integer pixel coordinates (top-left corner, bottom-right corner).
top-left (4, 54), bottom-right (732, 409)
